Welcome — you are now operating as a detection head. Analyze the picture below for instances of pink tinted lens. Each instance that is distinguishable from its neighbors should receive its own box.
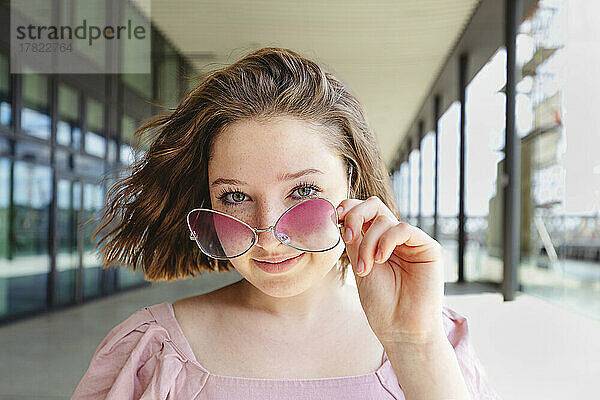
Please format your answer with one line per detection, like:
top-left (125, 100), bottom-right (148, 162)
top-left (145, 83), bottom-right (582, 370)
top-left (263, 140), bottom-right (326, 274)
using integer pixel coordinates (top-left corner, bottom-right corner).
top-left (188, 210), bottom-right (255, 258)
top-left (274, 198), bottom-right (341, 252)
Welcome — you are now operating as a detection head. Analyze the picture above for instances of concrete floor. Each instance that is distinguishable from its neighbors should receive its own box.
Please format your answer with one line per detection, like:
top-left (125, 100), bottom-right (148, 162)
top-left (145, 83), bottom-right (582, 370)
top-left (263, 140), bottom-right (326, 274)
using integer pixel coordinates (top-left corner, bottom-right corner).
top-left (0, 270), bottom-right (598, 400)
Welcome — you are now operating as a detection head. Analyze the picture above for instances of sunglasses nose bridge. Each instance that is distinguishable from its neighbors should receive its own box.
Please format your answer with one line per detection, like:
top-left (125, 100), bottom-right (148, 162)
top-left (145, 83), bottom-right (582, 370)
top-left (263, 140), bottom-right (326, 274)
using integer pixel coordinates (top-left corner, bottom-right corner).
top-left (254, 226), bottom-right (275, 233)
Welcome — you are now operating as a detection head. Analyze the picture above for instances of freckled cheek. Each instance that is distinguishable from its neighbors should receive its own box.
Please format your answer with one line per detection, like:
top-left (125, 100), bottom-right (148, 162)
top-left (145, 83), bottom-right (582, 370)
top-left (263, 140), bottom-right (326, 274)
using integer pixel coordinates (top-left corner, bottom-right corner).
top-left (211, 200), bottom-right (254, 221)
top-left (308, 245), bottom-right (345, 270)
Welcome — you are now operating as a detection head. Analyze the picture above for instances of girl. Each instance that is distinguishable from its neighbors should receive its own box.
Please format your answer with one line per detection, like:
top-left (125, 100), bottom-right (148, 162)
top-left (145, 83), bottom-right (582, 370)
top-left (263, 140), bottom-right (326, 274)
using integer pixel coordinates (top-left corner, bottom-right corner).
top-left (72, 47), bottom-right (500, 400)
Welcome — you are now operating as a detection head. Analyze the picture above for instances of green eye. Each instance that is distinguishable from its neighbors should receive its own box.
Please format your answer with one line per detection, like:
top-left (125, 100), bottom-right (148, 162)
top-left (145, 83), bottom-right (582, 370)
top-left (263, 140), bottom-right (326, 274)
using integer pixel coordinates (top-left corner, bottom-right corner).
top-left (297, 186), bottom-right (312, 197)
top-left (231, 192), bottom-right (245, 202)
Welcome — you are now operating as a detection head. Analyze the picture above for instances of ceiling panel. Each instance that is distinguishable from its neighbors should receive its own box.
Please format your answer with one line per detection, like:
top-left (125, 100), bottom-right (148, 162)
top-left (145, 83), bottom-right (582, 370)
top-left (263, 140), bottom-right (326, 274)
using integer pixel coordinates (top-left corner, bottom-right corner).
top-left (145, 0), bottom-right (480, 165)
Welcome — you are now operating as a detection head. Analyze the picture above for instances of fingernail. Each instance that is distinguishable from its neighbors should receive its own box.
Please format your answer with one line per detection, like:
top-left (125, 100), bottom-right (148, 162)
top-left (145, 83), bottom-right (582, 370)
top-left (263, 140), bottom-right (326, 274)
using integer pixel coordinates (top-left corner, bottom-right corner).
top-left (344, 227), bottom-right (353, 242)
top-left (375, 248), bottom-right (382, 262)
top-left (336, 205), bottom-right (344, 215)
top-left (356, 258), bottom-right (364, 274)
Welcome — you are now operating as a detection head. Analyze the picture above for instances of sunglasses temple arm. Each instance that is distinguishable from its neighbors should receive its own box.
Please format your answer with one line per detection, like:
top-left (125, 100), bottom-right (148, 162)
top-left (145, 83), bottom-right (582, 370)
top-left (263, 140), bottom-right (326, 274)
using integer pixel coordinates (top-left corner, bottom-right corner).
top-left (347, 164), bottom-right (353, 199)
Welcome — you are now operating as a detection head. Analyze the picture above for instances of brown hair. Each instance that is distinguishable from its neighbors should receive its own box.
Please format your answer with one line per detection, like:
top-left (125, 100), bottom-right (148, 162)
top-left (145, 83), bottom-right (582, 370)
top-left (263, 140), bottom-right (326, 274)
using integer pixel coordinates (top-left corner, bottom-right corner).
top-left (92, 47), bottom-right (399, 283)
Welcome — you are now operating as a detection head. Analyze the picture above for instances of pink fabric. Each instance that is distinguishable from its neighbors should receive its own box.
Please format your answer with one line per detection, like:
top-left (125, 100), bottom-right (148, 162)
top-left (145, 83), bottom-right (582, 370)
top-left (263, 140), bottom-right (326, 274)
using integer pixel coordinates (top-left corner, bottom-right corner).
top-left (71, 301), bottom-right (501, 399)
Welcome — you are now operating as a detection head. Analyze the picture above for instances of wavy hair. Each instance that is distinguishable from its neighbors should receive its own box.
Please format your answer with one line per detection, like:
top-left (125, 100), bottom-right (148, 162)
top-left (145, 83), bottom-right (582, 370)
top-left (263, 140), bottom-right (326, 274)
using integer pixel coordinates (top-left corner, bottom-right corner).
top-left (92, 47), bottom-right (399, 283)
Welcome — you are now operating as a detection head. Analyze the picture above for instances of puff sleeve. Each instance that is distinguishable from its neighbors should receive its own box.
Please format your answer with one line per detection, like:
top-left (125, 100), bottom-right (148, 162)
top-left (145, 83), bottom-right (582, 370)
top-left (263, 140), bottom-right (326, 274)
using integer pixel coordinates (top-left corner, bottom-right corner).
top-left (442, 306), bottom-right (502, 400)
top-left (70, 307), bottom-right (207, 400)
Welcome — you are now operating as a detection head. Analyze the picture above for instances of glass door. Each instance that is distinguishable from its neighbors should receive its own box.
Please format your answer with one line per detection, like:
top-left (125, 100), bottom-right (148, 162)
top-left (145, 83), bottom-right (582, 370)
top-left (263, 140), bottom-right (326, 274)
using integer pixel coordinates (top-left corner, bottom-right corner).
top-left (54, 177), bottom-right (81, 306)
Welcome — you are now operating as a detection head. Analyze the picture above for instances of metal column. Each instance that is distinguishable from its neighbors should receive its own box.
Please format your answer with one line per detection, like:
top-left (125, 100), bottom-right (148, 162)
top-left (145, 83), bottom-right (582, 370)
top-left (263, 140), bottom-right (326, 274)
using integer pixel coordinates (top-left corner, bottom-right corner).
top-left (406, 143), bottom-right (411, 223)
top-left (433, 95), bottom-right (441, 241)
top-left (458, 53), bottom-right (468, 283)
top-left (503, 0), bottom-right (522, 301)
top-left (47, 75), bottom-right (58, 308)
top-left (417, 121), bottom-right (424, 229)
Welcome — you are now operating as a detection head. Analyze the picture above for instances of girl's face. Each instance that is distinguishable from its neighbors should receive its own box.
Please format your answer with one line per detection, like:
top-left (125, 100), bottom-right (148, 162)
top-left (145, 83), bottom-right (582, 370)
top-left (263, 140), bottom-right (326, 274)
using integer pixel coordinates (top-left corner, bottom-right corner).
top-left (207, 117), bottom-right (349, 297)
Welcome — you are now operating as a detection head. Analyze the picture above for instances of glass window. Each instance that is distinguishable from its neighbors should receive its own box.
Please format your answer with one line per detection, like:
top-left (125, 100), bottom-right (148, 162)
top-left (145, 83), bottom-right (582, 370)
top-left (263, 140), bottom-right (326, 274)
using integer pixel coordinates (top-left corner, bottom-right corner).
top-left (464, 48), bottom-right (507, 283)
top-left (10, 1), bottom-right (46, 25)
top-left (399, 161), bottom-right (409, 219)
top-left (72, 0), bottom-right (106, 69)
top-left (15, 140), bottom-right (51, 165)
top-left (108, 139), bottom-right (117, 164)
top-left (391, 169), bottom-right (402, 214)
top-left (0, 137), bottom-right (9, 156)
top-left (439, 102), bottom-right (460, 219)
top-left (73, 154), bottom-right (104, 176)
top-left (421, 132), bottom-right (436, 236)
top-left (184, 64), bottom-right (199, 96)
top-left (0, 158), bottom-right (9, 262)
top-left (57, 84), bottom-right (81, 149)
top-left (21, 69), bottom-right (50, 140)
top-left (409, 149), bottom-right (420, 225)
top-left (0, 158), bottom-right (9, 317)
top-left (0, 160), bottom-right (51, 317)
top-left (466, 49), bottom-right (508, 284)
top-left (82, 183), bottom-right (104, 299)
top-left (520, 1), bottom-right (599, 320)
top-left (0, 54), bottom-right (10, 126)
top-left (121, 74), bottom-right (152, 100)
top-left (85, 98), bottom-right (105, 158)
top-left (55, 148), bottom-right (71, 170)
top-left (55, 179), bottom-right (80, 306)
top-left (158, 42), bottom-right (180, 109)
top-left (120, 115), bottom-right (137, 165)
top-left (438, 101), bottom-right (461, 281)
top-left (120, 1), bottom-right (151, 95)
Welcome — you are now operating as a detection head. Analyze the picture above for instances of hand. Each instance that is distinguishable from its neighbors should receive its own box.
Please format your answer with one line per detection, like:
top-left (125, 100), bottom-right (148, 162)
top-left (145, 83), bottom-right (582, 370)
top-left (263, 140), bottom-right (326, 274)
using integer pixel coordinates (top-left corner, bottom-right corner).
top-left (336, 196), bottom-right (446, 346)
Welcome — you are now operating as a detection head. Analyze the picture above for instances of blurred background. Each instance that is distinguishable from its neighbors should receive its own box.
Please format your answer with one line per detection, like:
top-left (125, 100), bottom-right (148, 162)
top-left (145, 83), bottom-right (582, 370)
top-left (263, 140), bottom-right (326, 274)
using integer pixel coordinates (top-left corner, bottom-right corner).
top-left (0, 0), bottom-right (598, 399)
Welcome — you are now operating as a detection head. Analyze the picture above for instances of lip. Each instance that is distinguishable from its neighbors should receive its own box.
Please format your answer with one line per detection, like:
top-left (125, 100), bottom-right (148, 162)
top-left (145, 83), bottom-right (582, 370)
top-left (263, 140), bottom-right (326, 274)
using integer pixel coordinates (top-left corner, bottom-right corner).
top-left (253, 253), bottom-right (305, 274)
top-left (255, 254), bottom-right (302, 263)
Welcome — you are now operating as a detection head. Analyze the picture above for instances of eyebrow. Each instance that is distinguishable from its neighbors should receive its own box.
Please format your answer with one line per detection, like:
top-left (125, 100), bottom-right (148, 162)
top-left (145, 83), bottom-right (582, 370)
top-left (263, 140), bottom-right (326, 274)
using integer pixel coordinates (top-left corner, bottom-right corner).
top-left (210, 168), bottom-right (325, 187)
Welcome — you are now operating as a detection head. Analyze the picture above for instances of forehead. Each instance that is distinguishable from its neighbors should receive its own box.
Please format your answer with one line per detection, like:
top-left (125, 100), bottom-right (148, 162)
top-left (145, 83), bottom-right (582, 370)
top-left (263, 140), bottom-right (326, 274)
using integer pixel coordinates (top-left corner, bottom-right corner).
top-left (209, 118), bottom-right (343, 182)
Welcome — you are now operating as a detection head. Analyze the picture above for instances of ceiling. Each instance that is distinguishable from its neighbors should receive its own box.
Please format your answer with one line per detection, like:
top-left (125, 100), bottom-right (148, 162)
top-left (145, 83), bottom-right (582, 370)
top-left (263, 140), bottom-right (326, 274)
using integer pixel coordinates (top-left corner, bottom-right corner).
top-left (142, 0), bottom-right (480, 166)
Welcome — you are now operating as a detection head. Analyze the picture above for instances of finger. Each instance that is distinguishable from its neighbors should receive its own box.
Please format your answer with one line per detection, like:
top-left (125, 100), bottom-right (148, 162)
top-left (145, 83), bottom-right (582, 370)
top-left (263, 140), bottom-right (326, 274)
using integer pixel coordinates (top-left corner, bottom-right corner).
top-left (377, 222), bottom-right (443, 264)
top-left (336, 196), bottom-right (396, 222)
top-left (341, 196), bottom-right (398, 246)
top-left (335, 198), bottom-right (363, 223)
top-left (335, 199), bottom-right (364, 243)
top-left (337, 197), bottom-right (396, 276)
top-left (355, 214), bottom-right (398, 276)
top-left (335, 199), bottom-right (366, 275)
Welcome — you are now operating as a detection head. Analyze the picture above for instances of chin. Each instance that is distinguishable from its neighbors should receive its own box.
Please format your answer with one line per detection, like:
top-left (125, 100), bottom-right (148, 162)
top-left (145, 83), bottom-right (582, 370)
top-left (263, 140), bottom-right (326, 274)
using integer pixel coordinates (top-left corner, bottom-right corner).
top-left (235, 249), bottom-right (344, 295)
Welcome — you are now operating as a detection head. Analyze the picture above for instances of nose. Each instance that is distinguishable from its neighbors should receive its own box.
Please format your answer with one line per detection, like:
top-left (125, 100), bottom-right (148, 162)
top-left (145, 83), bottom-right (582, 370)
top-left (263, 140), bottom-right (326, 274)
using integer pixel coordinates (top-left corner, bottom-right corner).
top-left (253, 202), bottom-right (285, 251)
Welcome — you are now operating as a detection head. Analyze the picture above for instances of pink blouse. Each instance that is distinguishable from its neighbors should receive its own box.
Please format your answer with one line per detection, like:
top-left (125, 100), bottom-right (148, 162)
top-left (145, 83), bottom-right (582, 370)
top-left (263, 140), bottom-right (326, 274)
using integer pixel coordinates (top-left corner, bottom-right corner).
top-left (71, 301), bottom-right (501, 399)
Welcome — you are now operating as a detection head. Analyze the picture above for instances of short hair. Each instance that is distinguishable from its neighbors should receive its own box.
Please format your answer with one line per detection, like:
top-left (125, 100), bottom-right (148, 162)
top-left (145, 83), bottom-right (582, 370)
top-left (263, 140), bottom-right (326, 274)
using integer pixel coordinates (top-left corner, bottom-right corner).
top-left (93, 47), bottom-right (399, 283)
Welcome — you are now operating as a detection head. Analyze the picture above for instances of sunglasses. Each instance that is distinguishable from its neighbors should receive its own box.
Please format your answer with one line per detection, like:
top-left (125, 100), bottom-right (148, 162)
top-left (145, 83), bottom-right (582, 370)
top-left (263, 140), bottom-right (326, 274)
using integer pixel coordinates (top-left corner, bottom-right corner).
top-left (187, 165), bottom-right (353, 259)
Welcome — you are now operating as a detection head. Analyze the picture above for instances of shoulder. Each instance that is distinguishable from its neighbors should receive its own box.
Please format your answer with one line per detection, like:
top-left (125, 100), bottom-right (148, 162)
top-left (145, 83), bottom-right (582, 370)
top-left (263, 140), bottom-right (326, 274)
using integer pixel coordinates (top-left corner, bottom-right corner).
top-left (87, 304), bottom-right (180, 363)
top-left (94, 306), bottom-right (159, 355)
top-left (71, 302), bottom-right (208, 399)
top-left (172, 289), bottom-right (227, 328)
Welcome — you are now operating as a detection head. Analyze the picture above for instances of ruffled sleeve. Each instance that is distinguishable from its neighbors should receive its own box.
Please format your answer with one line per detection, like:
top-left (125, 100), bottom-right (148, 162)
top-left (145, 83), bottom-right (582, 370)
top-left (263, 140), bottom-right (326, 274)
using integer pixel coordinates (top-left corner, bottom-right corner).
top-left (442, 305), bottom-right (502, 400)
top-left (70, 306), bottom-right (208, 400)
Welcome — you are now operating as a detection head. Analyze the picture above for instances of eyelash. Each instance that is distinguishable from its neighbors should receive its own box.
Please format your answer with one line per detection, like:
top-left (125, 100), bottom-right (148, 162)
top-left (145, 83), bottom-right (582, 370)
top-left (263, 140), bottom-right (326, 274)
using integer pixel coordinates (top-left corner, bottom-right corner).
top-left (216, 181), bottom-right (322, 206)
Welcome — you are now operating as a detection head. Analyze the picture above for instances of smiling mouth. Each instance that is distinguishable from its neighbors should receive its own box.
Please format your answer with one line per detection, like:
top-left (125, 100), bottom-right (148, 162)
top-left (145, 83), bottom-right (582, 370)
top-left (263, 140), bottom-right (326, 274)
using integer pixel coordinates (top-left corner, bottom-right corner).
top-left (252, 253), bottom-right (305, 274)
top-left (254, 254), bottom-right (303, 263)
